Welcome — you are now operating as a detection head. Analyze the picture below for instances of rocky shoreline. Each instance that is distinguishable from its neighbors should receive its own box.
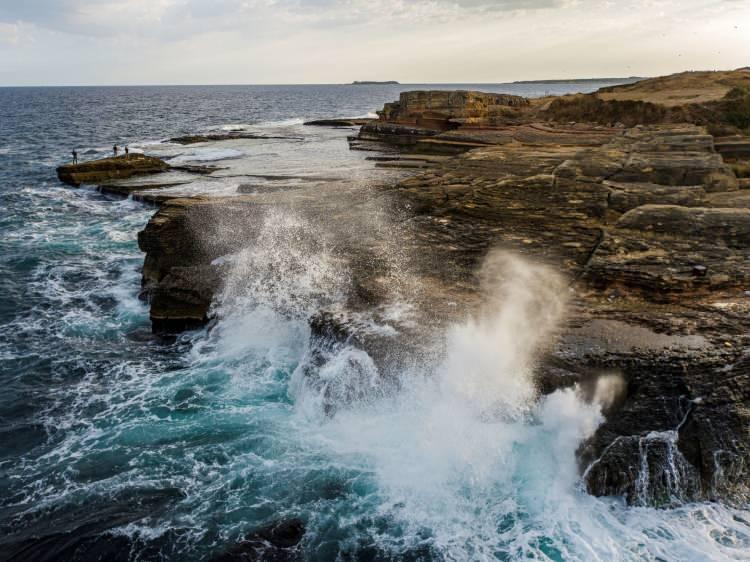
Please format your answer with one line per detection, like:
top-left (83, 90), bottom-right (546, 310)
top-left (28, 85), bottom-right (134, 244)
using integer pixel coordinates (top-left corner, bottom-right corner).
top-left (56, 70), bottom-right (750, 511)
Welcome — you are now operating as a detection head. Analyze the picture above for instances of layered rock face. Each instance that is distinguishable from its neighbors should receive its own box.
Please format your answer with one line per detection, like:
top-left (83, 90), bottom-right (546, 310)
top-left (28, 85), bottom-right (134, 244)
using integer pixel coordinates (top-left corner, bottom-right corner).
top-left (56, 154), bottom-right (169, 187)
top-left (377, 90), bottom-right (529, 130)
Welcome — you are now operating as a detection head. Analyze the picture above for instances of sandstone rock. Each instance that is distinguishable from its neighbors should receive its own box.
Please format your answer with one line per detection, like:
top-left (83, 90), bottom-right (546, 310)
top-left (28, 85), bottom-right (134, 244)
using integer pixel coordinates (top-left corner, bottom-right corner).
top-left (357, 122), bottom-right (440, 147)
top-left (542, 69), bottom-right (750, 134)
top-left (96, 181), bottom-right (189, 201)
top-left (576, 348), bottom-right (750, 506)
top-left (137, 196), bottom-right (262, 333)
top-left (148, 265), bottom-right (223, 333)
top-left (705, 190), bottom-right (750, 208)
top-left (714, 135), bottom-right (750, 160)
top-left (303, 118), bottom-right (375, 127)
top-left (583, 231), bottom-right (748, 298)
top-left (56, 154), bottom-right (169, 187)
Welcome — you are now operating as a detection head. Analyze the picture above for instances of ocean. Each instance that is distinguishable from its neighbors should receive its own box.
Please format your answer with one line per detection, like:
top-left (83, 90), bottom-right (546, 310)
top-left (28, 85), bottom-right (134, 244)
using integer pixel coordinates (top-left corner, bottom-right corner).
top-left (0, 83), bottom-right (748, 561)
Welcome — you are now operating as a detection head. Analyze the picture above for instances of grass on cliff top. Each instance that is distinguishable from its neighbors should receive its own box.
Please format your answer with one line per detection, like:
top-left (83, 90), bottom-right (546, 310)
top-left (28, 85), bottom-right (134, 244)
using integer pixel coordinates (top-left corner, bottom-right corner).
top-left (596, 69), bottom-right (750, 107)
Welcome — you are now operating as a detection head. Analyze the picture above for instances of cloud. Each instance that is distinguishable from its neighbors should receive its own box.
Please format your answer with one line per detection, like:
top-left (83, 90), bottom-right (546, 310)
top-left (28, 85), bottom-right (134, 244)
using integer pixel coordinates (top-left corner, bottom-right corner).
top-left (0, 0), bottom-right (748, 85)
top-left (0, 0), bottom-right (178, 36)
top-left (0, 0), bottom-right (567, 38)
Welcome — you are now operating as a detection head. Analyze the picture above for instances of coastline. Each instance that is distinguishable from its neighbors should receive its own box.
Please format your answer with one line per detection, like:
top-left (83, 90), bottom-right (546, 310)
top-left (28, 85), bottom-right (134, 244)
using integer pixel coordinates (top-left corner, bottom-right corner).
top-left (36, 70), bottom-right (750, 558)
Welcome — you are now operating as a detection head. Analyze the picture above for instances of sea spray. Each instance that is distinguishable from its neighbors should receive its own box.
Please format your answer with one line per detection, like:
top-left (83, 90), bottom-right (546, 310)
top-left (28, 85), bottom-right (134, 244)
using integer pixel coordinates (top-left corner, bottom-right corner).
top-left (201, 209), bottom-right (351, 387)
top-left (215, 209), bottom-right (350, 321)
top-left (439, 251), bottom-right (568, 416)
top-left (290, 250), bottom-right (613, 558)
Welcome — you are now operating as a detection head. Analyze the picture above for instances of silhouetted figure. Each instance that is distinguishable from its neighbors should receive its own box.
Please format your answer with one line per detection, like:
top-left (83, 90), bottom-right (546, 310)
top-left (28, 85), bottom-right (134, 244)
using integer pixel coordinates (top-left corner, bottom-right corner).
top-left (124, 146), bottom-right (129, 157)
top-left (72, 150), bottom-right (78, 164)
top-left (113, 144), bottom-right (119, 157)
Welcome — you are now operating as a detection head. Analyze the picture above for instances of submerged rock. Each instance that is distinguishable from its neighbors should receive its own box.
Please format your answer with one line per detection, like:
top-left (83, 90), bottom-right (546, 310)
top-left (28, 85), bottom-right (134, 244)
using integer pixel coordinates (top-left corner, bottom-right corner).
top-left (303, 118), bottom-right (375, 127)
top-left (211, 518), bottom-right (305, 562)
top-left (168, 133), bottom-right (303, 144)
top-left (56, 154), bottom-right (169, 187)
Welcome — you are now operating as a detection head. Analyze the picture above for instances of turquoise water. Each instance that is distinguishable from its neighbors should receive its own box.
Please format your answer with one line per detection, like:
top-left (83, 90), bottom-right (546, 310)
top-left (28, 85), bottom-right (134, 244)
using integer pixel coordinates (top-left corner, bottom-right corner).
top-left (1, 84), bottom-right (749, 561)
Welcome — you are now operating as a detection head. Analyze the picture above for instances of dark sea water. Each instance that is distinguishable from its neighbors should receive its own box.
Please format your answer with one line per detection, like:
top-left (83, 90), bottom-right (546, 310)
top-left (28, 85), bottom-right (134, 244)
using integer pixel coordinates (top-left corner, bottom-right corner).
top-left (1, 83), bottom-right (749, 561)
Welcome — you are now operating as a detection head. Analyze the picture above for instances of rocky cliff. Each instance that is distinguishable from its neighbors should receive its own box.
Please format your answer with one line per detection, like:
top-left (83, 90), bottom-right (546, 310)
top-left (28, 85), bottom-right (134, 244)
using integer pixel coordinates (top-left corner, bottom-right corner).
top-left (128, 71), bottom-right (750, 507)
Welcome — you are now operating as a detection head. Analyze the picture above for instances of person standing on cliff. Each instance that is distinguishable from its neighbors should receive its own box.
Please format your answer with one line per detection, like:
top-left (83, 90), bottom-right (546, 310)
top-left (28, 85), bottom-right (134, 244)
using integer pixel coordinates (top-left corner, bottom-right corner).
top-left (124, 146), bottom-right (129, 158)
top-left (72, 150), bottom-right (78, 164)
top-left (113, 144), bottom-right (119, 157)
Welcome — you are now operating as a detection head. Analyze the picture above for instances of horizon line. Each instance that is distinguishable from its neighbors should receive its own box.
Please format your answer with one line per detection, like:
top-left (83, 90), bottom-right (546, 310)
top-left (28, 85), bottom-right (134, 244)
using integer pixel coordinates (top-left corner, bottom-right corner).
top-left (0, 77), bottom-right (649, 89)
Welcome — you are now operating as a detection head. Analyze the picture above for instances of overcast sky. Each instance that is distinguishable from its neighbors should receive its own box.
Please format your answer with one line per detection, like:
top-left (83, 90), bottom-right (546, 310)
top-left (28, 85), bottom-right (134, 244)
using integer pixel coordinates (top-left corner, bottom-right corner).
top-left (0, 0), bottom-right (747, 86)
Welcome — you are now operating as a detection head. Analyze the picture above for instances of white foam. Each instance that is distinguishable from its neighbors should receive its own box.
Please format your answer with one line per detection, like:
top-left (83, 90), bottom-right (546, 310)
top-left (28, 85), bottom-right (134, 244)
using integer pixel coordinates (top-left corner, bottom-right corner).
top-left (218, 123), bottom-right (252, 132)
top-left (254, 117), bottom-right (305, 128)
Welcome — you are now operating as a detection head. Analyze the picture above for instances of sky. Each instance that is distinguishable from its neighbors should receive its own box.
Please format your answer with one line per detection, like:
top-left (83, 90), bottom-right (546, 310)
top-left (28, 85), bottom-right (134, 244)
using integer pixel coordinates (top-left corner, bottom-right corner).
top-left (0, 0), bottom-right (748, 86)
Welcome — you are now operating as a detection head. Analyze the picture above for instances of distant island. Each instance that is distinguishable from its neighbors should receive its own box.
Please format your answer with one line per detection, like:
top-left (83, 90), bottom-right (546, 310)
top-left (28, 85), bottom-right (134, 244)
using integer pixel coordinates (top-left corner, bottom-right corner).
top-left (351, 81), bottom-right (400, 85)
top-left (513, 77), bottom-right (643, 84)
